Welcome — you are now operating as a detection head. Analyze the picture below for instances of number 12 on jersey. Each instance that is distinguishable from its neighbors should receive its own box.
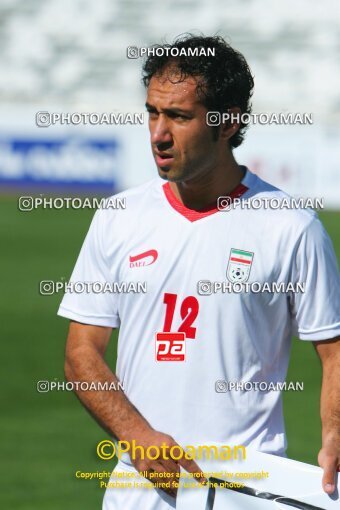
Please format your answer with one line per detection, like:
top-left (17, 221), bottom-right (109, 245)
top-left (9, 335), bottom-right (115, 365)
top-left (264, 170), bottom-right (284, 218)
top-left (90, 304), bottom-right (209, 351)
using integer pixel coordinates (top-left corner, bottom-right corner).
top-left (162, 292), bottom-right (199, 339)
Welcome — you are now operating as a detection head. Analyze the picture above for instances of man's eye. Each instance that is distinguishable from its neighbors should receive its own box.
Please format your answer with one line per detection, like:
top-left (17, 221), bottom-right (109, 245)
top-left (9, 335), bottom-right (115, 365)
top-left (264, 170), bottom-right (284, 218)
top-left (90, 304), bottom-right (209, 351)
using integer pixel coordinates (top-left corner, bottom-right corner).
top-left (169, 113), bottom-right (187, 120)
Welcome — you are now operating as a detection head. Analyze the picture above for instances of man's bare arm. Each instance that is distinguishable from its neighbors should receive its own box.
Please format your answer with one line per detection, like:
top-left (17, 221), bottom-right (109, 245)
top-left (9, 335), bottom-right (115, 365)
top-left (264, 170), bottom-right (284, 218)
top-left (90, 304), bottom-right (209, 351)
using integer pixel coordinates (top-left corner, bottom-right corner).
top-left (64, 321), bottom-right (205, 496)
top-left (64, 321), bottom-right (150, 440)
top-left (314, 336), bottom-right (340, 494)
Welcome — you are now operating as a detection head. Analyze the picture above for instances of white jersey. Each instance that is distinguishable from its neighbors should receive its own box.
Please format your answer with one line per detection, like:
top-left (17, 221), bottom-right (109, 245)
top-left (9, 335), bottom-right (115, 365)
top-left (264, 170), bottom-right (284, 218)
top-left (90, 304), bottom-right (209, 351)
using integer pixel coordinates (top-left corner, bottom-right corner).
top-left (58, 168), bottom-right (340, 455)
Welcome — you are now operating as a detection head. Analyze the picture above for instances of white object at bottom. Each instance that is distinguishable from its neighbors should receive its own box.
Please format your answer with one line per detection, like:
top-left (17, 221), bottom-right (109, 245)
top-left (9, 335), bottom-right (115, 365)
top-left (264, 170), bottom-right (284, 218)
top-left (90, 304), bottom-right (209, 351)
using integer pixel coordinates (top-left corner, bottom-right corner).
top-left (176, 448), bottom-right (339, 510)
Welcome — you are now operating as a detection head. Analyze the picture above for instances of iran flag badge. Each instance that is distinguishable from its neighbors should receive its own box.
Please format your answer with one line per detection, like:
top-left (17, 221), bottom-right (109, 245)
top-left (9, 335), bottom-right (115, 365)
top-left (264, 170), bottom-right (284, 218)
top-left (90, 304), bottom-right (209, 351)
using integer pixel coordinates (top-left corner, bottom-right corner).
top-left (227, 248), bottom-right (254, 283)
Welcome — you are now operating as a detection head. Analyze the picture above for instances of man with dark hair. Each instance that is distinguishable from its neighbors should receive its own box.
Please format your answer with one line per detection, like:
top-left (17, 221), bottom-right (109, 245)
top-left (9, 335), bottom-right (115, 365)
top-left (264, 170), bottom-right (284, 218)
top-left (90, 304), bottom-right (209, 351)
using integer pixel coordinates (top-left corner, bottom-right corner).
top-left (142, 35), bottom-right (254, 149)
top-left (59, 35), bottom-right (340, 510)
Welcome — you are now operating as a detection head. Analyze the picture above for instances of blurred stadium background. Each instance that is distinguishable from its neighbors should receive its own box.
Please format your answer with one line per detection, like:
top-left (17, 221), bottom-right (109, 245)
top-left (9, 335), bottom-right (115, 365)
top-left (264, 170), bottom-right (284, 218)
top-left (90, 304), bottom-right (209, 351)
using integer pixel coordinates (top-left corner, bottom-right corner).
top-left (0, 0), bottom-right (339, 508)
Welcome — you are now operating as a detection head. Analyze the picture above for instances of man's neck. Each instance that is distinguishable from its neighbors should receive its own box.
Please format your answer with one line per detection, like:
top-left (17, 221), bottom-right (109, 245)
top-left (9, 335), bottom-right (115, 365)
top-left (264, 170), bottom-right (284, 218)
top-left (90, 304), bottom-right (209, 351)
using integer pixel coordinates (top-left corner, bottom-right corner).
top-left (169, 160), bottom-right (245, 210)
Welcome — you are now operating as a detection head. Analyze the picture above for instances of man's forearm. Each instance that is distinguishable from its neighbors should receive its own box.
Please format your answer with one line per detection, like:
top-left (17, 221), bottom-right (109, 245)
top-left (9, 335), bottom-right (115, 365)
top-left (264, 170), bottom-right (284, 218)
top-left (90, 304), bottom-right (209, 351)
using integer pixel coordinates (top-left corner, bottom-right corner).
top-left (320, 353), bottom-right (340, 446)
top-left (316, 338), bottom-right (340, 493)
top-left (65, 344), bottom-right (150, 441)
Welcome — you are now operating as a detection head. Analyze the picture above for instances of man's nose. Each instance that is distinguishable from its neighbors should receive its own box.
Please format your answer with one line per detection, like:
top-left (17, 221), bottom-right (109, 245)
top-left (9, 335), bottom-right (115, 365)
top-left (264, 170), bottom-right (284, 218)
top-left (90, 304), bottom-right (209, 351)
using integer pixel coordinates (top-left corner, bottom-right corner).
top-left (150, 115), bottom-right (172, 146)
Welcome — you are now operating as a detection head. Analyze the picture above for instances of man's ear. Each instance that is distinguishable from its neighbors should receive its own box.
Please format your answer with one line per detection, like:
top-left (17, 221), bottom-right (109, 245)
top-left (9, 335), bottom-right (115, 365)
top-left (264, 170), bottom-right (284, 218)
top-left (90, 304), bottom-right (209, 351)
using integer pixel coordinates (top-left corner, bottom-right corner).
top-left (219, 107), bottom-right (242, 141)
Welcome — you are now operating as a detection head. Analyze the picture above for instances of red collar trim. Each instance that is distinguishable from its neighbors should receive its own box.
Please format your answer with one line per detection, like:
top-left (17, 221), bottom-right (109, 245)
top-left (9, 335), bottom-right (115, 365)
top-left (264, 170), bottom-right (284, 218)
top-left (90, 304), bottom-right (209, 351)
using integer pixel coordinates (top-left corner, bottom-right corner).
top-left (162, 181), bottom-right (249, 222)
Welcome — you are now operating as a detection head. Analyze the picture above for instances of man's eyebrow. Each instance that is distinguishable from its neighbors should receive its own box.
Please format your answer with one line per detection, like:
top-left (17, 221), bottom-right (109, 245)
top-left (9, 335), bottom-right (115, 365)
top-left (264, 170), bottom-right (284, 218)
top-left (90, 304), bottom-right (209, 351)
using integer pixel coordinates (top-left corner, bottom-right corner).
top-left (145, 102), bottom-right (155, 110)
top-left (145, 102), bottom-right (193, 114)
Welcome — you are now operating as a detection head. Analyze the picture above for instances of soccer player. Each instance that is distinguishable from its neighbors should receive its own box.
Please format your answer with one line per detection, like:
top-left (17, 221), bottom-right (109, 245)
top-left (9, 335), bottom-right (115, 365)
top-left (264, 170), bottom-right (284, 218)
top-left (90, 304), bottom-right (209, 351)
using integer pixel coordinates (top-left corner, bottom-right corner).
top-left (58, 35), bottom-right (340, 510)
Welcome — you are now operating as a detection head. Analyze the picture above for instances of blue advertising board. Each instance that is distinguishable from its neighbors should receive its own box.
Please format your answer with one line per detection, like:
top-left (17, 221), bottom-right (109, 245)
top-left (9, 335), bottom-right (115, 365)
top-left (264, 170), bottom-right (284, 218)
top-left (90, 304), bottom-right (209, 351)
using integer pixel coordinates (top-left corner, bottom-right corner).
top-left (0, 136), bottom-right (120, 192)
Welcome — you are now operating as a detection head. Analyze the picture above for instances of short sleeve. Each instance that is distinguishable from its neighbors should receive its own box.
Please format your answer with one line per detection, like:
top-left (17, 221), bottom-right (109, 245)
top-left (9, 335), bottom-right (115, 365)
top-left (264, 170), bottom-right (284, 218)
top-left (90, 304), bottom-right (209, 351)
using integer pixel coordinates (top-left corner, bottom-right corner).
top-left (290, 217), bottom-right (340, 340)
top-left (57, 208), bottom-right (120, 328)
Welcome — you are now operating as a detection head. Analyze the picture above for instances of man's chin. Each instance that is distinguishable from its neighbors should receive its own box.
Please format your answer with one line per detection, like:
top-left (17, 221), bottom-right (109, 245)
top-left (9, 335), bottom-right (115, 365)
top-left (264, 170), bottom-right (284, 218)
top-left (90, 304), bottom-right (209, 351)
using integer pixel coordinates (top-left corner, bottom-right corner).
top-left (157, 166), bottom-right (179, 182)
top-left (157, 163), bottom-right (188, 182)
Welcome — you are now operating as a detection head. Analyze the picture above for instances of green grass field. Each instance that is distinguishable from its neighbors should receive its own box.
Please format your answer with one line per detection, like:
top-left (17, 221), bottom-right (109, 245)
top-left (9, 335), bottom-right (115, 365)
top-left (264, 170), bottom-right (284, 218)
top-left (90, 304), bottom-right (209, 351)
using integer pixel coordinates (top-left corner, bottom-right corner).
top-left (0, 197), bottom-right (339, 509)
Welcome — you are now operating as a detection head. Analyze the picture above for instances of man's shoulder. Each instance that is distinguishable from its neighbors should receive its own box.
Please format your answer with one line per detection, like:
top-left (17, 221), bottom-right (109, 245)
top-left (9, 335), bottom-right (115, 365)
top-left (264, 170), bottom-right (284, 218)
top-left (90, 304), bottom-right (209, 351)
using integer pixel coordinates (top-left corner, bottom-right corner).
top-left (248, 172), bottom-right (318, 234)
top-left (97, 177), bottom-right (162, 219)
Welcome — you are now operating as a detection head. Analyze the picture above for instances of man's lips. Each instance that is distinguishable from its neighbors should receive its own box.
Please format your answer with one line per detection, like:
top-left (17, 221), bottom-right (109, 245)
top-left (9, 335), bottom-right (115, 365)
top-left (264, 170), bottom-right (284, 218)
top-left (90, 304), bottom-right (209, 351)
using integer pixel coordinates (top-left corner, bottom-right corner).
top-left (154, 151), bottom-right (175, 167)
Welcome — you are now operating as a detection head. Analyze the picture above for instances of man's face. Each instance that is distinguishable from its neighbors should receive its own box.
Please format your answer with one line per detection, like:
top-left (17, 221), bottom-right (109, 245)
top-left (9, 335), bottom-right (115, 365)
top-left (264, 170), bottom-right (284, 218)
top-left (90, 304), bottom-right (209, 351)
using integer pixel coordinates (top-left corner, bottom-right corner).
top-left (146, 71), bottom-right (220, 183)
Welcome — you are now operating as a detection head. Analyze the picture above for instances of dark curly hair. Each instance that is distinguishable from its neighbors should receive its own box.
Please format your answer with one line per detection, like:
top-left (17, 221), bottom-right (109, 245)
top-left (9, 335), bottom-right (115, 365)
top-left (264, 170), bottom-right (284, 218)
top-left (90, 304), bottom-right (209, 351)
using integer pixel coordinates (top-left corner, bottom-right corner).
top-left (142, 34), bottom-right (254, 149)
